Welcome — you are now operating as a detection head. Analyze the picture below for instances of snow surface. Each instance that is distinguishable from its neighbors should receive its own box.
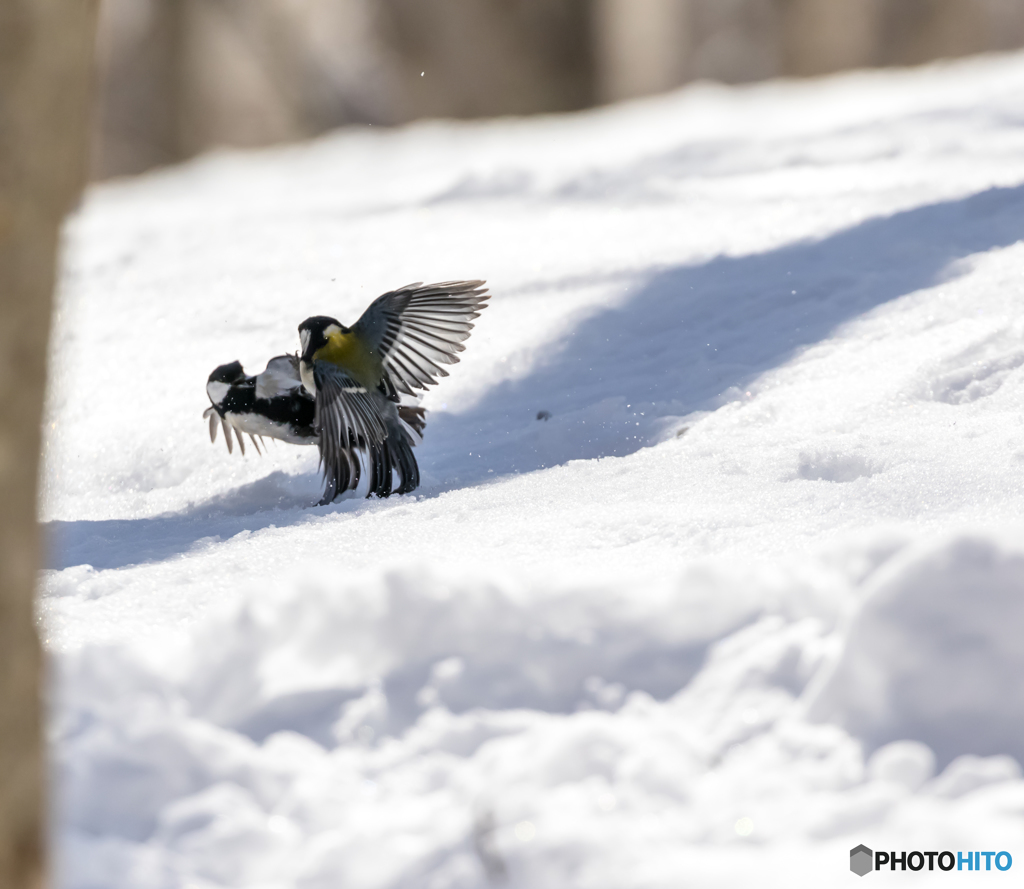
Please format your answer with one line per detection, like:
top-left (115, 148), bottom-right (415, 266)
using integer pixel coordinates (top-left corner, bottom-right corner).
top-left (43, 52), bottom-right (1024, 888)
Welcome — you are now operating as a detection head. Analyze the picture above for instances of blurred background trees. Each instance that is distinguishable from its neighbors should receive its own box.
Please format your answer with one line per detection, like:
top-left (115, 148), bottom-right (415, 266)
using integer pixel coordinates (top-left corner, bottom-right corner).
top-left (596, 0), bottom-right (1024, 100)
top-left (93, 0), bottom-right (1024, 178)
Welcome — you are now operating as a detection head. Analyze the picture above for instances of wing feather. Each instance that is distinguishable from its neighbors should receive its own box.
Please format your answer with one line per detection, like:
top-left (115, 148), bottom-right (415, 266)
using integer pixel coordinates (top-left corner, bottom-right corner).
top-left (312, 361), bottom-right (387, 501)
top-left (400, 329), bottom-right (464, 362)
top-left (396, 343), bottom-right (448, 380)
top-left (352, 280), bottom-right (489, 394)
top-left (385, 353), bottom-right (423, 397)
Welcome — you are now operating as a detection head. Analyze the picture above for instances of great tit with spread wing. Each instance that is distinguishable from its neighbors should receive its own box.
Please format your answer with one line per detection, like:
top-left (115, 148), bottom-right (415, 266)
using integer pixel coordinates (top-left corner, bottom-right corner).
top-left (298, 280), bottom-right (488, 504)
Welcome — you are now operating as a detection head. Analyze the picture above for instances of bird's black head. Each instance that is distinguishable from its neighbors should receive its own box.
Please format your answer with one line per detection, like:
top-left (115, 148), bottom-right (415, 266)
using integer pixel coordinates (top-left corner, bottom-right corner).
top-left (298, 315), bottom-right (345, 362)
top-left (206, 360), bottom-right (252, 413)
top-left (208, 360), bottom-right (246, 385)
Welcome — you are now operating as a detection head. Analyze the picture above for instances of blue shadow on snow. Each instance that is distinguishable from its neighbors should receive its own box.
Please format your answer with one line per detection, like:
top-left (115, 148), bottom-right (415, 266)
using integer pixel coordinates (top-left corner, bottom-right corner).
top-left (44, 184), bottom-right (1024, 572)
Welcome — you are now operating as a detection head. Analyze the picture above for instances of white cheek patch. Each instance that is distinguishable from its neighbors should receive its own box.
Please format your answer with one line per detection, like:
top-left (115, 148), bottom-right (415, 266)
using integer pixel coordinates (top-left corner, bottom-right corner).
top-left (299, 363), bottom-right (317, 396)
top-left (207, 380), bottom-right (231, 405)
top-left (300, 329), bottom-right (311, 354)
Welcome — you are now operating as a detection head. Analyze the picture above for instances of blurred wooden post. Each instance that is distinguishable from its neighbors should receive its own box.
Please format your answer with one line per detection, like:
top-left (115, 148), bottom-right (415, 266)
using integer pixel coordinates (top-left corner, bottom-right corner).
top-left (377, 0), bottom-right (593, 119)
top-left (593, 0), bottom-right (785, 103)
top-left (93, 0), bottom-right (186, 177)
top-left (781, 0), bottom-right (882, 75)
top-left (0, 0), bottom-right (98, 886)
top-left (877, 0), bottom-right (996, 66)
top-left (593, 0), bottom-right (691, 102)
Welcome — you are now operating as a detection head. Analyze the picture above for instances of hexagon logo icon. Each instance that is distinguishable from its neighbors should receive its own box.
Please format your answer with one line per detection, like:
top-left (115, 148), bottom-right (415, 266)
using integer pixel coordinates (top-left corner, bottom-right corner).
top-left (850, 844), bottom-right (873, 877)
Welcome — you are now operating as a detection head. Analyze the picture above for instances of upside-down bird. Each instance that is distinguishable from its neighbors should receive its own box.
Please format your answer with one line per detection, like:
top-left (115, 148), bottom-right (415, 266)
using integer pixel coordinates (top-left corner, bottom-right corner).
top-left (204, 355), bottom-right (317, 455)
top-left (298, 280), bottom-right (488, 503)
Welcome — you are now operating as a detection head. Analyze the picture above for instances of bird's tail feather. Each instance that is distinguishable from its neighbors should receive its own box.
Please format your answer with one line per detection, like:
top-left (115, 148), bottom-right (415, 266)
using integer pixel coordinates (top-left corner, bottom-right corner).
top-left (318, 413), bottom-right (422, 503)
top-left (319, 442), bottom-right (360, 505)
top-left (366, 436), bottom-right (393, 498)
top-left (364, 417), bottom-right (420, 498)
top-left (391, 432), bottom-right (420, 495)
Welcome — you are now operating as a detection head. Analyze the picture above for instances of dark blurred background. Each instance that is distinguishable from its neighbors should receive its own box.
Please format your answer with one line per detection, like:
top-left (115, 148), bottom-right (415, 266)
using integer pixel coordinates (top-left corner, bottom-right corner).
top-left (92, 0), bottom-right (1024, 178)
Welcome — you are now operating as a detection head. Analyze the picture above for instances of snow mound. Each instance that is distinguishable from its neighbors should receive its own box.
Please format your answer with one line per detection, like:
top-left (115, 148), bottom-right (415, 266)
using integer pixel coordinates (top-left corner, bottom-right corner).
top-left (54, 539), bottom-right (1024, 888)
top-left (811, 535), bottom-right (1024, 766)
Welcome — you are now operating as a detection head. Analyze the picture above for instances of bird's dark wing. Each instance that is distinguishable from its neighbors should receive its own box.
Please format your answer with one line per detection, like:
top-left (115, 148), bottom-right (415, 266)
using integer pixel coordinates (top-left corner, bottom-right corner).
top-left (313, 361), bottom-right (387, 503)
top-left (351, 280), bottom-right (489, 397)
top-left (313, 360), bottom-right (387, 451)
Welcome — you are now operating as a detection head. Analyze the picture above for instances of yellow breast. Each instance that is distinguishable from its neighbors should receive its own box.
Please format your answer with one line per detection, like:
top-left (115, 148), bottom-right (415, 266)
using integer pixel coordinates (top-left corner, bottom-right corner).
top-left (314, 330), bottom-right (382, 389)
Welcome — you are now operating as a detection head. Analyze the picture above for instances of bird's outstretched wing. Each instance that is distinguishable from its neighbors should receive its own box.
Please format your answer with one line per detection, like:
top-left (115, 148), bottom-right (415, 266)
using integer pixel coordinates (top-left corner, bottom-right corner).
top-left (351, 280), bottom-right (489, 397)
top-left (313, 361), bottom-right (388, 503)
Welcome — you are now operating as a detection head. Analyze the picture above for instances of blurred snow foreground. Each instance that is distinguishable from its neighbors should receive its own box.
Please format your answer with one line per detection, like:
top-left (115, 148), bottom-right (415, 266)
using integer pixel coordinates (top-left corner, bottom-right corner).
top-left (43, 51), bottom-right (1024, 888)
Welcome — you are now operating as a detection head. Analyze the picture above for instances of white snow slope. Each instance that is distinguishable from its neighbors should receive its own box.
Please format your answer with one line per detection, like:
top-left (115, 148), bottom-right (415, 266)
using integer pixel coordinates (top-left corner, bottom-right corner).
top-left (44, 53), bottom-right (1024, 888)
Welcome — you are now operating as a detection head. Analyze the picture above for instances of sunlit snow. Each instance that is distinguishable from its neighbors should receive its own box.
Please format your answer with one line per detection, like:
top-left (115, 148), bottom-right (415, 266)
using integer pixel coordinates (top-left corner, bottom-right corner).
top-left (43, 52), bottom-right (1024, 888)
